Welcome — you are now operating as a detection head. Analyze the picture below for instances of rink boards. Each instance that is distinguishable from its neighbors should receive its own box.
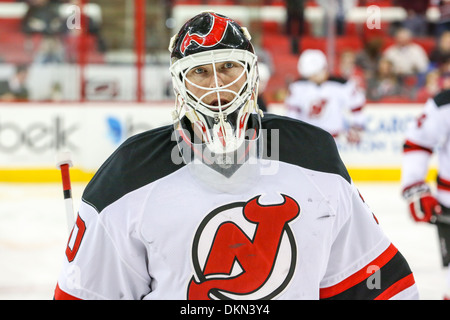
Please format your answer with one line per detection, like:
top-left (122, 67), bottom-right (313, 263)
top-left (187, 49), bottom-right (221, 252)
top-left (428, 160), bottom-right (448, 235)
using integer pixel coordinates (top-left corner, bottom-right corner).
top-left (0, 102), bottom-right (438, 183)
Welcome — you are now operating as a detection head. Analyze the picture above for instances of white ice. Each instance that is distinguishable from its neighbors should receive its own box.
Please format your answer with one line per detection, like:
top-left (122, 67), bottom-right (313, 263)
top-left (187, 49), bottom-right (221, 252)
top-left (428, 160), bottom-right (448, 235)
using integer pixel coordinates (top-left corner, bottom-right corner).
top-left (0, 182), bottom-right (447, 299)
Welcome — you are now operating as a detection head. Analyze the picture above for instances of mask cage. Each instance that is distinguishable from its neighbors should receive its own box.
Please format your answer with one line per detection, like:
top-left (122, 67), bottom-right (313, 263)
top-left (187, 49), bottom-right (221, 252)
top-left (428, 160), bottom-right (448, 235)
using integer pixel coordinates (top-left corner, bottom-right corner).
top-left (171, 49), bottom-right (261, 150)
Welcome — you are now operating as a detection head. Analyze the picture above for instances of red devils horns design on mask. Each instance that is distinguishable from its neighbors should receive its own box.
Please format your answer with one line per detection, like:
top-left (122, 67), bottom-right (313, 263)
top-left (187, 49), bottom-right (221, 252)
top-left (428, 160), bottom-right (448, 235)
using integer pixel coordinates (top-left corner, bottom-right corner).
top-left (170, 11), bottom-right (254, 61)
top-left (180, 13), bottom-right (231, 54)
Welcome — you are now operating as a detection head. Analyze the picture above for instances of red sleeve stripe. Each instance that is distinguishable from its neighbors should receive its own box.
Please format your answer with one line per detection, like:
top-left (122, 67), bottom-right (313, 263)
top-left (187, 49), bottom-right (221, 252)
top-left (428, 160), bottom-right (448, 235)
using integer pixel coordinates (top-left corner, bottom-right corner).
top-left (438, 176), bottom-right (450, 192)
top-left (320, 244), bottom-right (398, 299)
top-left (401, 181), bottom-right (427, 195)
top-left (54, 283), bottom-right (82, 300)
top-left (374, 273), bottom-right (416, 300)
top-left (351, 105), bottom-right (363, 113)
top-left (403, 140), bottom-right (433, 154)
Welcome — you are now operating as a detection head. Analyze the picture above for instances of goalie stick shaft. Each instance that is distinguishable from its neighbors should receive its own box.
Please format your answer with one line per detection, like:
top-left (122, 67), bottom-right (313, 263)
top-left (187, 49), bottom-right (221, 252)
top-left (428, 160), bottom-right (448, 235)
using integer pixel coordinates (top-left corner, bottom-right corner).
top-left (58, 162), bottom-right (75, 233)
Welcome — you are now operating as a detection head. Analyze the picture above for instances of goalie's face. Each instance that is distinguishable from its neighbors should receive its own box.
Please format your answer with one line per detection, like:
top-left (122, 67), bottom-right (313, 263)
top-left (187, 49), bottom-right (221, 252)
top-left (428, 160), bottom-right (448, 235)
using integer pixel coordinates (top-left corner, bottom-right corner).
top-left (185, 60), bottom-right (247, 109)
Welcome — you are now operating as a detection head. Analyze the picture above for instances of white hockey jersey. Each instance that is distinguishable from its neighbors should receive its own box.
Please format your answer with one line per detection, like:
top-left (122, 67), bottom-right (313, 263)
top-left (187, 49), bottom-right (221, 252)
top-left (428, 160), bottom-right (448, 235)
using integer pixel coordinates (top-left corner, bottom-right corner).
top-left (401, 90), bottom-right (450, 208)
top-left (285, 77), bottom-right (365, 137)
top-left (55, 114), bottom-right (418, 300)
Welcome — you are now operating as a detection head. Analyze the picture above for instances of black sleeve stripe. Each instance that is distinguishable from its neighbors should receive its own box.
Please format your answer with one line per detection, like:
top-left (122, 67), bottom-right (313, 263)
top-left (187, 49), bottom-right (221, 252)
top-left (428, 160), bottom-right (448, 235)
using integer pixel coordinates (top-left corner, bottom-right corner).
top-left (438, 175), bottom-right (450, 192)
top-left (327, 75), bottom-right (348, 84)
top-left (320, 248), bottom-right (414, 300)
top-left (403, 139), bottom-right (433, 154)
top-left (373, 273), bottom-right (416, 300)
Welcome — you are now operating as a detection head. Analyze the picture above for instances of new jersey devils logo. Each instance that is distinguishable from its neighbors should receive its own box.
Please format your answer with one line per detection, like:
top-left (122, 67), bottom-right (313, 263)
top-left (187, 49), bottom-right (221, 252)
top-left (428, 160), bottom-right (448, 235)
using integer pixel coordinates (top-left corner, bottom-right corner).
top-left (187, 194), bottom-right (300, 300)
top-left (309, 98), bottom-right (328, 118)
top-left (180, 13), bottom-right (231, 54)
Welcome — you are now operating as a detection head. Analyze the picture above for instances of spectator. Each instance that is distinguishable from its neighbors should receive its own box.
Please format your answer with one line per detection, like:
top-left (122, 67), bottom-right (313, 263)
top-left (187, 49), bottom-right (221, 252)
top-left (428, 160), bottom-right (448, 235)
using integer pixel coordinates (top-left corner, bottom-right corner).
top-left (66, 0), bottom-right (107, 53)
top-left (429, 31), bottom-right (450, 68)
top-left (438, 58), bottom-right (450, 89)
top-left (355, 37), bottom-right (384, 82)
top-left (22, 0), bottom-right (66, 63)
top-left (337, 49), bottom-right (365, 90)
top-left (383, 27), bottom-right (429, 77)
top-left (315, 0), bottom-right (358, 36)
top-left (34, 35), bottom-right (65, 63)
top-left (441, 71), bottom-right (450, 89)
top-left (63, 0), bottom-right (107, 63)
top-left (257, 62), bottom-right (271, 113)
top-left (366, 58), bottom-right (404, 101)
top-left (0, 65), bottom-right (29, 101)
top-left (22, 0), bottom-right (64, 35)
top-left (416, 69), bottom-right (441, 101)
top-left (394, 0), bottom-right (430, 36)
top-left (436, 0), bottom-right (450, 37)
top-left (284, 0), bottom-right (305, 54)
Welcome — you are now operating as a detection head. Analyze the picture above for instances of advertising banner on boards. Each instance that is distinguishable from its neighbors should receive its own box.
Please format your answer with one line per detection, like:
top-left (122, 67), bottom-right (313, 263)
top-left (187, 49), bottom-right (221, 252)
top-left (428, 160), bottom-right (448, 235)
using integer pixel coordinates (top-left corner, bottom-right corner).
top-left (0, 103), bottom-right (433, 182)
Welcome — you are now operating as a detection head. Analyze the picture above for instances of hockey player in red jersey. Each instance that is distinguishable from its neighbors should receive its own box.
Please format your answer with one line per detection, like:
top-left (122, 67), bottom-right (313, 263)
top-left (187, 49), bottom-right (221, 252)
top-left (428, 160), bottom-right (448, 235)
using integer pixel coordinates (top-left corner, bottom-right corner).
top-left (401, 89), bottom-right (450, 299)
top-left (285, 49), bottom-right (366, 144)
top-left (54, 11), bottom-right (418, 300)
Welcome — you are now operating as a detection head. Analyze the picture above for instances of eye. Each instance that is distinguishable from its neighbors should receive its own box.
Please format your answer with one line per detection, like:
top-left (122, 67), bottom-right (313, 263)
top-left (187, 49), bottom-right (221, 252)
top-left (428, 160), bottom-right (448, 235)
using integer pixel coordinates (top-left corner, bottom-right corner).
top-left (193, 67), bottom-right (206, 74)
top-left (224, 62), bottom-right (234, 69)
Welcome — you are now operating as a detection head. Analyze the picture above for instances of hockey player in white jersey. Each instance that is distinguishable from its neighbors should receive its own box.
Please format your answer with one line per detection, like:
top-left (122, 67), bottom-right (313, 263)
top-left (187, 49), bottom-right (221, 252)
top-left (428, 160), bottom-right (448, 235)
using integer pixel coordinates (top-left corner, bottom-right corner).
top-left (401, 90), bottom-right (450, 299)
top-left (285, 49), bottom-right (365, 143)
top-left (54, 11), bottom-right (418, 300)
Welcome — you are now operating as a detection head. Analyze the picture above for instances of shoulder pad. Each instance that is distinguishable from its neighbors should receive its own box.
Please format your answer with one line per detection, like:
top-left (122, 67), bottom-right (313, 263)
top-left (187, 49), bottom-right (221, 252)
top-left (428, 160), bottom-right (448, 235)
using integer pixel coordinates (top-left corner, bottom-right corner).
top-left (433, 89), bottom-right (450, 108)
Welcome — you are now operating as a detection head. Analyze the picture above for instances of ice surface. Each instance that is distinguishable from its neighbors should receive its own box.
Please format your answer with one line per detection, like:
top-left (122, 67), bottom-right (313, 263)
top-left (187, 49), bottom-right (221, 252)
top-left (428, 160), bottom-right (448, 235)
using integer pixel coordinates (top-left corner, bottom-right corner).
top-left (0, 183), bottom-right (84, 300)
top-left (0, 182), bottom-right (446, 299)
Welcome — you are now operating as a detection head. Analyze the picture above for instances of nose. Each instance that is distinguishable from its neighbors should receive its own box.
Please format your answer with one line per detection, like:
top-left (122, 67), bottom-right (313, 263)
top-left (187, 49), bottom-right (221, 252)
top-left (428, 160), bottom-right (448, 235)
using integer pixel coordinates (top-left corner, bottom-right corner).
top-left (209, 71), bottom-right (225, 88)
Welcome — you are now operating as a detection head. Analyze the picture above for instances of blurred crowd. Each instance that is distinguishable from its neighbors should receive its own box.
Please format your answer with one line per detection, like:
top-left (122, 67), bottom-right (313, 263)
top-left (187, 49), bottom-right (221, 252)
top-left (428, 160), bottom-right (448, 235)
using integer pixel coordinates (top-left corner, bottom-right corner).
top-left (272, 0), bottom-right (450, 103)
top-left (306, 0), bottom-right (450, 102)
top-left (2, 0), bottom-right (450, 103)
top-left (337, 26), bottom-right (450, 102)
top-left (0, 0), bottom-right (105, 101)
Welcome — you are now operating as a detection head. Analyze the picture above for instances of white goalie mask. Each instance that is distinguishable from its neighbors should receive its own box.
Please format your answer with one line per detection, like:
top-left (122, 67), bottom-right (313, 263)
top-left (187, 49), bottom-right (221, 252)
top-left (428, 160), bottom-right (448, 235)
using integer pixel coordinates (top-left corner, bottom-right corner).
top-left (169, 12), bottom-right (263, 178)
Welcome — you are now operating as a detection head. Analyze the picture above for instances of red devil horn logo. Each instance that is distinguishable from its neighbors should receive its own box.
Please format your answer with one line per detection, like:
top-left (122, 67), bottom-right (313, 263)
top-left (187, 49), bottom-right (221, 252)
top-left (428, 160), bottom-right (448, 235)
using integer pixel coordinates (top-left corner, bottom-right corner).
top-left (180, 13), bottom-right (231, 54)
top-left (188, 195), bottom-right (300, 300)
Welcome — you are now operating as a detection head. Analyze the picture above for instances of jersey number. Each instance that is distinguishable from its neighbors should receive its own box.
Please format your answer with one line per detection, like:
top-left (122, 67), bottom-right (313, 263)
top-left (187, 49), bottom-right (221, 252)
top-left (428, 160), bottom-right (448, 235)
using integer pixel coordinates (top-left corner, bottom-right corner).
top-left (65, 214), bottom-right (86, 262)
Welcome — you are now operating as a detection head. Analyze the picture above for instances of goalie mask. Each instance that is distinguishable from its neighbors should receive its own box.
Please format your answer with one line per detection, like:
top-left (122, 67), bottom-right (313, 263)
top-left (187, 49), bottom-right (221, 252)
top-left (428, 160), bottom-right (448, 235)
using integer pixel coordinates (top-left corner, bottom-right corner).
top-left (169, 11), bottom-right (263, 178)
